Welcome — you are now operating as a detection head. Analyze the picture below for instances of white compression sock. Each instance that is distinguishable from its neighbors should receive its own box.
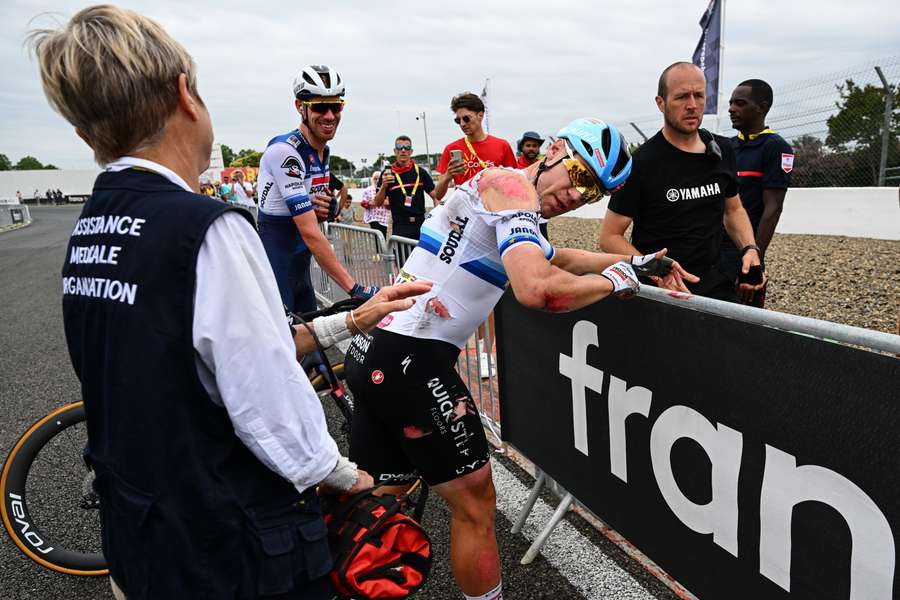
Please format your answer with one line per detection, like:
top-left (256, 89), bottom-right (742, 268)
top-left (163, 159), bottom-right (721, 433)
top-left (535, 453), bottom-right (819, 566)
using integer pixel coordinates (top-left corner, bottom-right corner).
top-left (464, 581), bottom-right (502, 600)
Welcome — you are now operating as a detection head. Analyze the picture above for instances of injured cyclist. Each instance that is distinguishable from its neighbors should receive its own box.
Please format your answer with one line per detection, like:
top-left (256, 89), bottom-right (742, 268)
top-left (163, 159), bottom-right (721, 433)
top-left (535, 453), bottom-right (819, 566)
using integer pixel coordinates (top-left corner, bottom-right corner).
top-left (343, 119), bottom-right (695, 600)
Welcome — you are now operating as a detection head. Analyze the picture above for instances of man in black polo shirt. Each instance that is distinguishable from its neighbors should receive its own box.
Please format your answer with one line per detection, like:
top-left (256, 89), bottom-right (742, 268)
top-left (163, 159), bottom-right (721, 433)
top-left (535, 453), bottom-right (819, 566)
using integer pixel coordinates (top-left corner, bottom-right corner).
top-left (372, 135), bottom-right (436, 240)
top-left (600, 61), bottom-right (765, 302)
top-left (721, 79), bottom-right (793, 306)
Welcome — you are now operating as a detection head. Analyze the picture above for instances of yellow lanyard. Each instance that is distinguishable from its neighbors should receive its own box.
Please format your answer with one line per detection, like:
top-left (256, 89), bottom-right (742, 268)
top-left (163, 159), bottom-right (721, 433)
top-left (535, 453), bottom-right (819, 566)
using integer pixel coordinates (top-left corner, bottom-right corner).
top-left (464, 137), bottom-right (488, 169)
top-left (393, 163), bottom-right (421, 197)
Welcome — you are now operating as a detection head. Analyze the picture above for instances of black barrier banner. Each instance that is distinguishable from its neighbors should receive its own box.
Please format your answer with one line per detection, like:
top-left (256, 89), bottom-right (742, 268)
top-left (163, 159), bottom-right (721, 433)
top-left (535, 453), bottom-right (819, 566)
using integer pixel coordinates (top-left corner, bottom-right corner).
top-left (496, 292), bottom-right (898, 600)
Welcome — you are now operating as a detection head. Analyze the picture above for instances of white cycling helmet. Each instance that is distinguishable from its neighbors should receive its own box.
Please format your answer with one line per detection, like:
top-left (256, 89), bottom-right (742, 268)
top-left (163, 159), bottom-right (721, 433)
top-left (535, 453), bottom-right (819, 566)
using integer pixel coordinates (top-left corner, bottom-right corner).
top-left (292, 65), bottom-right (345, 99)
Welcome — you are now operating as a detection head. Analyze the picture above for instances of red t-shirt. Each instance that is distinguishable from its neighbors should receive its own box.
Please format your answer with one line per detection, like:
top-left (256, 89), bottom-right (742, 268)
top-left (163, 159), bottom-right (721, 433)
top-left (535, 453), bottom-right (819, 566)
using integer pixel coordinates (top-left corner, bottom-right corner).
top-left (515, 154), bottom-right (535, 169)
top-left (437, 135), bottom-right (517, 185)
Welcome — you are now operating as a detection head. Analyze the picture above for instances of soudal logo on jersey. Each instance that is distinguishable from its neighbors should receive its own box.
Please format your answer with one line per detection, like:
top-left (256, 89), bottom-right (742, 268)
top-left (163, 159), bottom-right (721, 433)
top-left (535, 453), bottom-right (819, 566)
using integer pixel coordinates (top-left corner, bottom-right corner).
top-left (281, 156), bottom-right (303, 178)
top-left (439, 216), bottom-right (470, 264)
top-left (309, 174), bottom-right (330, 196)
top-left (665, 182), bottom-right (721, 202)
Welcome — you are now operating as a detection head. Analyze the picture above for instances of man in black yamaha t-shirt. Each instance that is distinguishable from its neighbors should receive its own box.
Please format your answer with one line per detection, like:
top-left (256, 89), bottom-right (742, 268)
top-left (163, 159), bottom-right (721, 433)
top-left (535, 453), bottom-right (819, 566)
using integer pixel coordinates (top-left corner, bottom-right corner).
top-left (601, 61), bottom-right (765, 302)
top-left (372, 135), bottom-right (436, 240)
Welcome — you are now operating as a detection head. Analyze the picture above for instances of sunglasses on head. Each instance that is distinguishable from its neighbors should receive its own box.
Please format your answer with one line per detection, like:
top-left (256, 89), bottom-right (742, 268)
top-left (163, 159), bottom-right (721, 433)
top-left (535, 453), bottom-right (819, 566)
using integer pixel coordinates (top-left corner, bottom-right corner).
top-left (395, 144), bottom-right (412, 151)
top-left (453, 115), bottom-right (473, 125)
top-left (560, 141), bottom-right (606, 204)
top-left (303, 99), bottom-right (345, 114)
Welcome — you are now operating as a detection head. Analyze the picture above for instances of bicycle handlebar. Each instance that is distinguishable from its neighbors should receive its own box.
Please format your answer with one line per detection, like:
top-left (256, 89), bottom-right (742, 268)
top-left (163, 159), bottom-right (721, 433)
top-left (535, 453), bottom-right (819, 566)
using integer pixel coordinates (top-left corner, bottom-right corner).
top-left (290, 297), bottom-right (365, 324)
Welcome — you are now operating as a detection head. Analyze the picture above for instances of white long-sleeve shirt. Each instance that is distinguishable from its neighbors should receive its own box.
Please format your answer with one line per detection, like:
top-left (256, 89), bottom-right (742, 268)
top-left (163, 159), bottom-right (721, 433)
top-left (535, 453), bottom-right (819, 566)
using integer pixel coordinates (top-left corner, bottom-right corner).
top-left (107, 157), bottom-right (339, 494)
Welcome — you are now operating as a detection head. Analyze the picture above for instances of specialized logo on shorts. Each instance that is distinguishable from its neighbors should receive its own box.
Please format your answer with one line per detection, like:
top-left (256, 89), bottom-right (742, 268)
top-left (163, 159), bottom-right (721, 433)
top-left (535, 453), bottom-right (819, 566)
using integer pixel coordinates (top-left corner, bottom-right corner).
top-left (401, 355), bottom-right (412, 374)
top-left (781, 153), bottom-right (795, 173)
top-left (371, 370), bottom-right (385, 384)
top-left (281, 156), bottom-right (303, 178)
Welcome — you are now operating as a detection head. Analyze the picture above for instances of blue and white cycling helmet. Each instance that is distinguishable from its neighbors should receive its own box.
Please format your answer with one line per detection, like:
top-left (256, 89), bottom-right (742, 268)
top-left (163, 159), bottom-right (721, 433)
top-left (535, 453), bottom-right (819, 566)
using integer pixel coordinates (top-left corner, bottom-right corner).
top-left (556, 118), bottom-right (632, 192)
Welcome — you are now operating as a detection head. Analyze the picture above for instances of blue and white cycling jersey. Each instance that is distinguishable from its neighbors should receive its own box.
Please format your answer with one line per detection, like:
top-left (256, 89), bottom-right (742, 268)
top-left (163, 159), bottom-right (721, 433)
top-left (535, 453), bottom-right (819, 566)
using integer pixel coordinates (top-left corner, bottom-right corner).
top-left (257, 129), bottom-right (330, 253)
top-left (381, 168), bottom-right (554, 348)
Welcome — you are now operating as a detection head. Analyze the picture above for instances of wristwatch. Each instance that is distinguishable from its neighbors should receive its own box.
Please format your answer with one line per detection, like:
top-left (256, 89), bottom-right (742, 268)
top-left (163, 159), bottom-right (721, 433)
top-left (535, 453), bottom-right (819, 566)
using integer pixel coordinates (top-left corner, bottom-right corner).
top-left (740, 244), bottom-right (761, 257)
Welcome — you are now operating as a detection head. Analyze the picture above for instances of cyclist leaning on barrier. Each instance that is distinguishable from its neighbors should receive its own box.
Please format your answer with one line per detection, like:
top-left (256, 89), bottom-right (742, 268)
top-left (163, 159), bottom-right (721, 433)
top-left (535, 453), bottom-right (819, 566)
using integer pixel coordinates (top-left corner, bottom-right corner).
top-left (344, 118), bottom-right (693, 600)
top-left (257, 64), bottom-right (377, 313)
top-left (31, 7), bottom-right (427, 598)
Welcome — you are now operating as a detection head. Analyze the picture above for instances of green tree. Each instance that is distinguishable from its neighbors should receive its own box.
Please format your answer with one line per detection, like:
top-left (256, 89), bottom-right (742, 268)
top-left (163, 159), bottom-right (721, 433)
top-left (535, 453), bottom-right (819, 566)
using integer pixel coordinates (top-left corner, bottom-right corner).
top-left (43, 164), bottom-right (59, 170)
top-left (15, 156), bottom-right (44, 170)
top-left (230, 151), bottom-right (262, 168)
top-left (790, 135), bottom-right (854, 187)
top-left (330, 154), bottom-right (355, 176)
top-left (220, 144), bottom-right (235, 167)
top-left (0, 154), bottom-right (11, 170)
top-left (826, 79), bottom-right (900, 185)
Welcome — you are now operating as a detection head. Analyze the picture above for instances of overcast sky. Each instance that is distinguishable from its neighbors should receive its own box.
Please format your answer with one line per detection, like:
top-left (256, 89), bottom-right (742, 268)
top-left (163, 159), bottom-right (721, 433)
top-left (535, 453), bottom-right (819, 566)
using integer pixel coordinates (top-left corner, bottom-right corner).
top-left (2, 0), bottom-right (899, 170)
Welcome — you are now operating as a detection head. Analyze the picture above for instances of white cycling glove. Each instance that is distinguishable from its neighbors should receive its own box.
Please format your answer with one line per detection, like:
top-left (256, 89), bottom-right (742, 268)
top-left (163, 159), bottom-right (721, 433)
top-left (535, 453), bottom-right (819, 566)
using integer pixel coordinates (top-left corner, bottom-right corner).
top-left (601, 261), bottom-right (640, 299)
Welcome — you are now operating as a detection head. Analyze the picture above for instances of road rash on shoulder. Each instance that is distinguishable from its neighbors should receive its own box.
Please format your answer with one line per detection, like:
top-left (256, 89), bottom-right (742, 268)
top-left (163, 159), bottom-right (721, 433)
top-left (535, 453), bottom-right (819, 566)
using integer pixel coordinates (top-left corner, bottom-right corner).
top-left (478, 169), bottom-right (538, 213)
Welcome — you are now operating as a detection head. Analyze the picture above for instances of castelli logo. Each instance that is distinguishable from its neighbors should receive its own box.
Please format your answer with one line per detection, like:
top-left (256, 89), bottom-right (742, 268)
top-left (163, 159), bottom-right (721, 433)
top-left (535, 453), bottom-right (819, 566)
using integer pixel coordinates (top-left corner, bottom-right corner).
top-left (371, 370), bottom-right (385, 384)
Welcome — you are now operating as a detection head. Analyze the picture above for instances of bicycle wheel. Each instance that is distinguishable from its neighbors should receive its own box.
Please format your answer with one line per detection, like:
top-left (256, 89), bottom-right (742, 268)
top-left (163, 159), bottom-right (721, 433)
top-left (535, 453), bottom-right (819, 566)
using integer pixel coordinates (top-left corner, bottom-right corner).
top-left (309, 361), bottom-right (345, 393)
top-left (1, 402), bottom-right (108, 576)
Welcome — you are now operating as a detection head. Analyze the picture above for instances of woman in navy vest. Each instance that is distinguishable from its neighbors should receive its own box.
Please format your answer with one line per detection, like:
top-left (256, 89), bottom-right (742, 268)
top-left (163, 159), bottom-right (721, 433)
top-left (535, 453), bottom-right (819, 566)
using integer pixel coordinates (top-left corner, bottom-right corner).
top-left (29, 6), bottom-right (429, 599)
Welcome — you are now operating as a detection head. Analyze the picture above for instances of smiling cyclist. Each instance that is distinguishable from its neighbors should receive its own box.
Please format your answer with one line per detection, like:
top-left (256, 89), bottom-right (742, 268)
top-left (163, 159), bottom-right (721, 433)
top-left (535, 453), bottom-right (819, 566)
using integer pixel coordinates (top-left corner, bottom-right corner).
top-left (257, 64), bottom-right (377, 314)
top-left (344, 118), bottom-right (693, 600)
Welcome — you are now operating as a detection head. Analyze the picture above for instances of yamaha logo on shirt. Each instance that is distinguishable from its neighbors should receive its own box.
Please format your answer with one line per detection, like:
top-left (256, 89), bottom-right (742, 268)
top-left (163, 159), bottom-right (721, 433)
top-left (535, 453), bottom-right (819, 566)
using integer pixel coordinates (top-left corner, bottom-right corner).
top-left (665, 182), bottom-right (721, 202)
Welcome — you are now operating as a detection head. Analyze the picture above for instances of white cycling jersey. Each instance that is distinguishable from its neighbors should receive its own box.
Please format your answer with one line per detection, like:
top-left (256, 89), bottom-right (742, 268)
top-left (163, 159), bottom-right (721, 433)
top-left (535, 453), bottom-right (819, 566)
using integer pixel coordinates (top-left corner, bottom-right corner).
top-left (257, 129), bottom-right (330, 219)
top-left (380, 169), bottom-right (553, 348)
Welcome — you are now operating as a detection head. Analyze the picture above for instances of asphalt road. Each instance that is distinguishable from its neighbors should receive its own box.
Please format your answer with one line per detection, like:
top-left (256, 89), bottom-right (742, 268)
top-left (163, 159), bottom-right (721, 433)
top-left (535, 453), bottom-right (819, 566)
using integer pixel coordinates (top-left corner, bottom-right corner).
top-left (0, 206), bottom-right (679, 600)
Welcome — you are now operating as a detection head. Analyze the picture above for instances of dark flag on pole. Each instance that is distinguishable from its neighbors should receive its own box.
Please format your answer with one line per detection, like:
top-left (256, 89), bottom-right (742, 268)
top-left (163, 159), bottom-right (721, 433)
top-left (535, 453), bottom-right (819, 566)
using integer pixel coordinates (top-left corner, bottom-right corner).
top-left (692, 0), bottom-right (722, 115)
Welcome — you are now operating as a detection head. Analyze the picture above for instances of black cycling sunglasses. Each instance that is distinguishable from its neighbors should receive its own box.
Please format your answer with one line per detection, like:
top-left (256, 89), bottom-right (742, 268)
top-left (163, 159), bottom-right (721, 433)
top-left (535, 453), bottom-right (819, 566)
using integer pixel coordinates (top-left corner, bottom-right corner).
top-left (303, 100), bottom-right (345, 115)
top-left (453, 115), bottom-right (473, 125)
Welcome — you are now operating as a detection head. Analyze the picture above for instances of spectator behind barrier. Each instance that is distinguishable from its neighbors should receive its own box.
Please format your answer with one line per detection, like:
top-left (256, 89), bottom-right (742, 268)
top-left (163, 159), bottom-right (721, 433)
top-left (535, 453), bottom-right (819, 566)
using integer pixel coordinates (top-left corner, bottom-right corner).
top-left (600, 61), bottom-right (765, 302)
top-left (361, 172), bottom-right (390, 237)
top-left (27, 6), bottom-right (431, 598)
top-left (372, 135), bottom-right (437, 240)
top-left (433, 92), bottom-right (516, 201)
top-left (515, 130), bottom-right (545, 169)
top-left (721, 79), bottom-right (794, 307)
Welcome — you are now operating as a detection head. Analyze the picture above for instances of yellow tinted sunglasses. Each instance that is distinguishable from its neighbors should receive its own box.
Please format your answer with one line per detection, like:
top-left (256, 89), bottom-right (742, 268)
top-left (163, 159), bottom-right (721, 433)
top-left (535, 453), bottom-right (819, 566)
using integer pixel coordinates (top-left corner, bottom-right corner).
top-left (561, 141), bottom-right (605, 204)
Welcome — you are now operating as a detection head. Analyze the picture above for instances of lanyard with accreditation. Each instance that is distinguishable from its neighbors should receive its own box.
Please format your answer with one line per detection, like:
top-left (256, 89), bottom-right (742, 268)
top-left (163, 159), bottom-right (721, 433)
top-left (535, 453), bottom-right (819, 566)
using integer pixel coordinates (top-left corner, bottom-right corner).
top-left (464, 137), bottom-right (489, 169)
top-left (391, 163), bottom-right (421, 207)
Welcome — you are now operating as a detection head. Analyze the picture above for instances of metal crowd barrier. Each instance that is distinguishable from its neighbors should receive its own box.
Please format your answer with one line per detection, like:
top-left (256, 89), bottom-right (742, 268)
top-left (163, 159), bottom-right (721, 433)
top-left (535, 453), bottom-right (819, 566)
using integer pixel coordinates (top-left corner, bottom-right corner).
top-left (311, 225), bottom-right (503, 441)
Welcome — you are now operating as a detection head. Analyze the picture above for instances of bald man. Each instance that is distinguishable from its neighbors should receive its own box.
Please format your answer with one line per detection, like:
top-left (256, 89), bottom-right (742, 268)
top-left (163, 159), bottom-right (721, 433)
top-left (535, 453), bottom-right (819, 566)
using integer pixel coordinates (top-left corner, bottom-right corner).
top-left (600, 61), bottom-right (764, 302)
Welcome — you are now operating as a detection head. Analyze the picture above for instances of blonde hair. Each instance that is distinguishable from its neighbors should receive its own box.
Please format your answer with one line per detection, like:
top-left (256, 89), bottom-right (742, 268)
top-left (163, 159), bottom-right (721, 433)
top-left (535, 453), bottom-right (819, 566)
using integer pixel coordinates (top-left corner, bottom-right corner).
top-left (26, 5), bottom-right (201, 165)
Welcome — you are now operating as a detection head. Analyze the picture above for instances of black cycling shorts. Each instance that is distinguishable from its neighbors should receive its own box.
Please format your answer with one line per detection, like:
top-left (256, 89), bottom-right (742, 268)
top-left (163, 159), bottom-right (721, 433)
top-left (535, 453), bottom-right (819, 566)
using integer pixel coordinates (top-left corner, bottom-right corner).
top-left (344, 328), bottom-right (490, 486)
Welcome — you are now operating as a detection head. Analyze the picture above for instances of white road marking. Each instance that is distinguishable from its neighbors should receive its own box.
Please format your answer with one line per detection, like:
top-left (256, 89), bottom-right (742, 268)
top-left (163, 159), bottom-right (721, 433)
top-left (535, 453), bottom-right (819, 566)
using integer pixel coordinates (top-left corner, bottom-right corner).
top-left (492, 458), bottom-right (657, 600)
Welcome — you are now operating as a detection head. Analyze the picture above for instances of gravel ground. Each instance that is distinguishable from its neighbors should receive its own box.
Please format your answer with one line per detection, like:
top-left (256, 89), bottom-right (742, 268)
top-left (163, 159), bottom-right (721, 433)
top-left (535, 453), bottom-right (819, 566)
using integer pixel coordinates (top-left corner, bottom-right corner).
top-left (547, 217), bottom-right (900, 335)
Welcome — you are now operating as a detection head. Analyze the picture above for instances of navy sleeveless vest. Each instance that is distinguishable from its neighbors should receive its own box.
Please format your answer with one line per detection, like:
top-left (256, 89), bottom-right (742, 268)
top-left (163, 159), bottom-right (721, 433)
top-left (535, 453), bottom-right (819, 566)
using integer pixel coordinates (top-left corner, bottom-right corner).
top-left (62, 168), bottom-right (331, 598)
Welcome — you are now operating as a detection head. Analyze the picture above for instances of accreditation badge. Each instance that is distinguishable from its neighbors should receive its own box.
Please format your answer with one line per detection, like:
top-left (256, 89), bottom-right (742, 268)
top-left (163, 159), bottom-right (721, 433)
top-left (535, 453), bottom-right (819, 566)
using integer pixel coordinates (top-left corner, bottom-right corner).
top-left (404, 195), bottom-right (413, 207)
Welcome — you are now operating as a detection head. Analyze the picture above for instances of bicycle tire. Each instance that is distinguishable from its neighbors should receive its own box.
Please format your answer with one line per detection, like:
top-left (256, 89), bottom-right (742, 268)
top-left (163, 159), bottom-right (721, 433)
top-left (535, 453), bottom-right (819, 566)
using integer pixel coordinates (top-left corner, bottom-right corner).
top-left (309, 361), bottom-right (345, 393)
top-left (1, 402), bottom-right (108, 576)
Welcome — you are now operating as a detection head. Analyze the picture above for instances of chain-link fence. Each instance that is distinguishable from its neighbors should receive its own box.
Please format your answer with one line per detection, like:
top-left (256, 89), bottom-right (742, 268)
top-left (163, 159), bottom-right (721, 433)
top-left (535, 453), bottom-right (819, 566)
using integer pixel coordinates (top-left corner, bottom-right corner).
top-left (610, 55), bottom-right (900, 188)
